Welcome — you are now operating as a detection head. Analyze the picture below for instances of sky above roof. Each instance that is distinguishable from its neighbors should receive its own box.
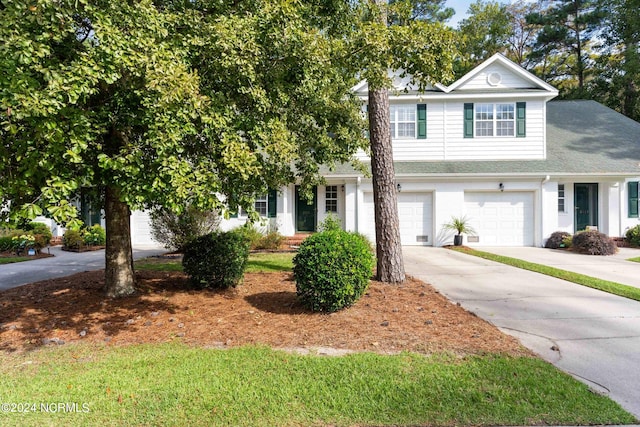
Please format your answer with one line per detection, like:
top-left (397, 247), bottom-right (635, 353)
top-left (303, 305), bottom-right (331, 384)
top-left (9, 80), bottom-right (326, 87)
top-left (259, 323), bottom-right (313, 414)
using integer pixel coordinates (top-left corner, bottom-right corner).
top-left (446, 0), bottom-right (535, 27)
top-left (446, 0), bottom-right (474, 26)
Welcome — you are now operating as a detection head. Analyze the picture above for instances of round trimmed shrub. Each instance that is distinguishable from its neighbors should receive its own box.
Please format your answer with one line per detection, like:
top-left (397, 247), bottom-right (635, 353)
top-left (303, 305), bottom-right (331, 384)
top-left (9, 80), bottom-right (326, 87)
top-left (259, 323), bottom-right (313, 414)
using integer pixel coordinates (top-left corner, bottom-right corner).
top-left (63, 229), bottom-right (84, 249)
top-left (293, 230), bottom-right (375, 312)
top-left (25, 222), bottom-right (52, 245)
top-left (626, 225), bottom-right (640, 247)
top-left (182, 230), bottom-right (250, 289)
top-left (572, 230), bottom-right (617, 255)
top-left (83, 224), bottom-right (106, 246)
top-left (545, 231), bottom-right (571, 249)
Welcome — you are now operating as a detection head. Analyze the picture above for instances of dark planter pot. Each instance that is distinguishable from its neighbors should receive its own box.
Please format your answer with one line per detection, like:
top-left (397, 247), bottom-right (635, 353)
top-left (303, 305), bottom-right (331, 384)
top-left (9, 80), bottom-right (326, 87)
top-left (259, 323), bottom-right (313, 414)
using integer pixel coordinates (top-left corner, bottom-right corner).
top-left (453, 235), bottom-right (463, 246)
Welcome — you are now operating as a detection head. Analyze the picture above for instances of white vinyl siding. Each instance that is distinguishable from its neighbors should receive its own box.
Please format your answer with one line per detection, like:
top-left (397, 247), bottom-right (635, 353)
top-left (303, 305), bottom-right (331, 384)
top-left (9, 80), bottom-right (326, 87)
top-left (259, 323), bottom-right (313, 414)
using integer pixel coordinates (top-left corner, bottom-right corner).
top-left (457, 63), bottom-right (532, 90)
top-left (444, 100), bottom-right (545, 161)
top-left (130, 210), bottom-right (157, 246)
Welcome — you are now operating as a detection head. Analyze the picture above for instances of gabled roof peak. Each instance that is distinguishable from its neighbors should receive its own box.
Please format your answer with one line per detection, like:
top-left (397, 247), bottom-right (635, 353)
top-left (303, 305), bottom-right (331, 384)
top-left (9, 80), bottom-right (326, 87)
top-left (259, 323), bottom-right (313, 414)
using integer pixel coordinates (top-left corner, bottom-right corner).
top-left (441, 53), bottom-right (558, 94)
top-left (352, 53), bottom-right (558, 98)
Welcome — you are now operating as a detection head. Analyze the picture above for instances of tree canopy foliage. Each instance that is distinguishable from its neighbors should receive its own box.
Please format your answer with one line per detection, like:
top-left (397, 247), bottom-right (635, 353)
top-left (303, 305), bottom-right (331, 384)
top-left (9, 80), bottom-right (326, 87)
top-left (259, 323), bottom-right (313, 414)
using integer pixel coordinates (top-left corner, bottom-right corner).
top-left (454, 0), bottom-right (640, 121)
top-left (0, 0), bottom-right (368, 295)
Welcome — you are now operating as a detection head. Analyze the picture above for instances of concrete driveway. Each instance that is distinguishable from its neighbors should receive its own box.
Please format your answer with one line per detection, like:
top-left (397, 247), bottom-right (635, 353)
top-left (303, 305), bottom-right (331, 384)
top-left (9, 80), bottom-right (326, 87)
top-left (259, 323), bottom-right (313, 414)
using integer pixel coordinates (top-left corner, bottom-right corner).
top-left (403, 246), bottom-right (640, 419)
top-left (0, 245), bottom-right (166, 291)
top-left (480, 246), bottom-right (640, 288)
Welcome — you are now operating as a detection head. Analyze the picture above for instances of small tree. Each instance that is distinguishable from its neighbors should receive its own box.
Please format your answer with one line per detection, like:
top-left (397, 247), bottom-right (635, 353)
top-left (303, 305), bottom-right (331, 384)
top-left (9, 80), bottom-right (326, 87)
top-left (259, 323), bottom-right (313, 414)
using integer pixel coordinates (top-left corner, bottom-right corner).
top-left (150, 206), bottom-right (220, 252)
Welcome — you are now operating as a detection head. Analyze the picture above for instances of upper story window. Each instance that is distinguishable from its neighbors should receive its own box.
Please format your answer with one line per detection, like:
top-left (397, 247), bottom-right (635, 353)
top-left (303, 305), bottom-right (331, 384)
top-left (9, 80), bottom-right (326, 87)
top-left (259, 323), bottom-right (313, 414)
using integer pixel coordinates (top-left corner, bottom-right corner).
top-left (390, 105), bottom-right (416, 139)
top-left (558, 184), bottom-right (566, 213)
top-left (475, 103), bottom-right (515, 137)
top-left (325, 186), bottom-right (338, 213)
top-left (464, 102), bottom-right (525, 138)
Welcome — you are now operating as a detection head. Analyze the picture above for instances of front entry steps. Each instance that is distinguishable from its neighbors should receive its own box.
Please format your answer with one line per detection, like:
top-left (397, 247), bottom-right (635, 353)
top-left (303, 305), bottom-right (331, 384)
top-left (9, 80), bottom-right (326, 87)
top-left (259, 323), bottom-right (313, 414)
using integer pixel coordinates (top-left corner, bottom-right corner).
top-left (284, 233), bottom-right (312, 249)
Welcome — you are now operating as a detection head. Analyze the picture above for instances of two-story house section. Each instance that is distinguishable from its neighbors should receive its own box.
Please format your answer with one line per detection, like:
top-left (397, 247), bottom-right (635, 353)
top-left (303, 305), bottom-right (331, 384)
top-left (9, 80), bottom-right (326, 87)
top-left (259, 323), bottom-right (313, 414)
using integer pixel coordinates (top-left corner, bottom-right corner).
top-left (316, 53), bottom-right (640, 247)
top-left (40, 54), bottom-right (640, 248)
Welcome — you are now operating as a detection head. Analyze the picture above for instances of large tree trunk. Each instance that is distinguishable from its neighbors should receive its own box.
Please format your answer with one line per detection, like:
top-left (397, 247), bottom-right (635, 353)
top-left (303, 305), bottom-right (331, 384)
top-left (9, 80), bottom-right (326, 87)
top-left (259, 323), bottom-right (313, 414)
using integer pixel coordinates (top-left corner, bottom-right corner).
top-left (104, 185), bottom-right (136, 297)
top-left (369, 87), bottom-right (405, 283)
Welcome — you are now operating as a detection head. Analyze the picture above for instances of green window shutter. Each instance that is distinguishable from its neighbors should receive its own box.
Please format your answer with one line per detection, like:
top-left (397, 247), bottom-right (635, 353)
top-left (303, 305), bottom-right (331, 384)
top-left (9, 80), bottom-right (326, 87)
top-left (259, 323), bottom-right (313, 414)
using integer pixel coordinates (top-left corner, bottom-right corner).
top-left (629, 182), bottom-right (639, 218)
top-left (417, 104), bottom-right (427, 139)
top-left (268, 189), bottom-right (277, 218)
top-left (516, 102), bottom-right (526, 137)
top-left (464, 103), bottom-right (474, 138)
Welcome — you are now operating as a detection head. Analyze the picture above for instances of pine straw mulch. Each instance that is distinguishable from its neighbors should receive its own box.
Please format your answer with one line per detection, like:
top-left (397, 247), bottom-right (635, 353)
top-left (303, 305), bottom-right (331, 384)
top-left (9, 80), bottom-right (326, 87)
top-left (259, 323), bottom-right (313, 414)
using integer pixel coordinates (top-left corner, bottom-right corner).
top-left (0, 269), bottom-right (531, 356)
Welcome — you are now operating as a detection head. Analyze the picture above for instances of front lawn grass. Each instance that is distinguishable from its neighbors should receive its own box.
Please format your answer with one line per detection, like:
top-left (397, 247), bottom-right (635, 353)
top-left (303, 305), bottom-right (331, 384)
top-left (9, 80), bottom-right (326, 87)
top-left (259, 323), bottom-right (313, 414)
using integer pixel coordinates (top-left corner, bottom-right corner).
top-left (0, 343), bottom-right (635, 427)
top-left (135, 252), bottom-right (294, 273)
top-left (452, 247), bottom-right (640, 301)
top-left (0, 257), bottom-right (31, 265)
top-left (245, 252), bottom-right (294, 273)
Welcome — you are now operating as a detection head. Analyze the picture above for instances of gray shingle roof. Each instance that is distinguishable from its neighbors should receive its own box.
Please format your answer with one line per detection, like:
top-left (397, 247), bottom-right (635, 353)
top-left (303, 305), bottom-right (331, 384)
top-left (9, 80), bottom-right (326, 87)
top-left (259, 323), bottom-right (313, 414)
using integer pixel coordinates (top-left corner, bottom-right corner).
top-left (324, 100), bottom-right (640, 178)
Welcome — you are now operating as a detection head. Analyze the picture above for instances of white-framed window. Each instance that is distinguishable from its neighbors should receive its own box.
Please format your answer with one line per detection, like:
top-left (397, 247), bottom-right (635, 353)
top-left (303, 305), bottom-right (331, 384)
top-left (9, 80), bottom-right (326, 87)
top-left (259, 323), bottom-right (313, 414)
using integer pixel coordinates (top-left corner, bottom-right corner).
top-left (325, 186), bottom-right (338, 213)
top-left (240, 194), bottom-right (268, 217)
top-left (475, 103), bottom-right (515, 137)
top-left (558, 184), bottom-right (565, 212)
top-left (390, 105), bottom-right (416, 139)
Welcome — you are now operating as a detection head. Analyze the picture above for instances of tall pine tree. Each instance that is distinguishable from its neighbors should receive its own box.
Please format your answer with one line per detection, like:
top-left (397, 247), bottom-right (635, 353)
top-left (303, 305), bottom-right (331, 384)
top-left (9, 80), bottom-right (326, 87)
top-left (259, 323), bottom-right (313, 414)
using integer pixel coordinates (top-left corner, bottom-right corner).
top-left (526, 0), bottom-right (605, 97)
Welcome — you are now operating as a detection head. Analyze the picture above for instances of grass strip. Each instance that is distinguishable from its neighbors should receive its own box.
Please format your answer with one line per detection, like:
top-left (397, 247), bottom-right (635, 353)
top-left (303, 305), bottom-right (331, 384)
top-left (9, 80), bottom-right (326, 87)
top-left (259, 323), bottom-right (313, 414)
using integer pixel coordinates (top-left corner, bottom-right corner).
top-left (628, 256), bottom-right (640, 263)
top-left (0, 343), bottom-right (635, 426)
top-left (451, 247), bottom-right (640, 301)
top-left (135, 252), bottom-right (294, 274)
top-left (0, 257), bottom-right (31, 265)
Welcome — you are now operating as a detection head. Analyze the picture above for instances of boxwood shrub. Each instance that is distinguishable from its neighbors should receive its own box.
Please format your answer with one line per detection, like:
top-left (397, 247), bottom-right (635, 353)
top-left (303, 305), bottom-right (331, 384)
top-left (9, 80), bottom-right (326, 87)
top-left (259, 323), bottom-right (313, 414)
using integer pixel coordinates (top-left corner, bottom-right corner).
top-left (25, 222), bottom-right (53, 245)
top-left (293, 230), bottom-right (375, 312)
top-left (626, 225), bottom-right (640, 247)
top-left (182, 230), bottom-right (250, 289)
top-left (0, 236), bottom-right (14, 252)
top-left (572, 230), bottom-right (617, 255)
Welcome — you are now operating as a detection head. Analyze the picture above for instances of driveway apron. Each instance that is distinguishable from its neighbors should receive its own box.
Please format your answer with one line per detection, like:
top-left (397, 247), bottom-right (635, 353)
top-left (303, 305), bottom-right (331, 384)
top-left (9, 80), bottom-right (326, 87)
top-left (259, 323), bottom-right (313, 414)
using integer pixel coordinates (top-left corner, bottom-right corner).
top-left (0, 246), bottom-right (165, 291)
top-left (403, 246), bottom-right (640, 418)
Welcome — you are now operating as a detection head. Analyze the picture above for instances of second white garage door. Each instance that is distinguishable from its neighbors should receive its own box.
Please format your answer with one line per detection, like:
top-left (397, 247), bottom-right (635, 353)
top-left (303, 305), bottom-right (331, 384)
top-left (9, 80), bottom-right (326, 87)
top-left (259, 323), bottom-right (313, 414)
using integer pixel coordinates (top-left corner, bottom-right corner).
top-left (363, 192), bottom-right (433, 246)
top-left (464, 192), bottom-right (534, 246)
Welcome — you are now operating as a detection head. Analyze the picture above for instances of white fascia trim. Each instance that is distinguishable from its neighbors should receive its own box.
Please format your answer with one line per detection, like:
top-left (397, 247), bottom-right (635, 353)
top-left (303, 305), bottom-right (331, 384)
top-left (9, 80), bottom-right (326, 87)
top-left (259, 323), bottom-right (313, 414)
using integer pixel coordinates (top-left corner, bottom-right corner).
top-left (444, 53), bottom-right (559, 94)
top-left (392, 172), bottom-right (640, 179)
top-left (372, 92), bottom-right (558, 102)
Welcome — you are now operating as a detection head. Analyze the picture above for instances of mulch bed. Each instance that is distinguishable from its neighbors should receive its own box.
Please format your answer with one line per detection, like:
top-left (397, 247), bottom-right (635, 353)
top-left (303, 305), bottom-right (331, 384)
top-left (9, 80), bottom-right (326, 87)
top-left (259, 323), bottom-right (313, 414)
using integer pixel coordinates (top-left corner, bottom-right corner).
top-left (0, 270), bottom-right (530, 356)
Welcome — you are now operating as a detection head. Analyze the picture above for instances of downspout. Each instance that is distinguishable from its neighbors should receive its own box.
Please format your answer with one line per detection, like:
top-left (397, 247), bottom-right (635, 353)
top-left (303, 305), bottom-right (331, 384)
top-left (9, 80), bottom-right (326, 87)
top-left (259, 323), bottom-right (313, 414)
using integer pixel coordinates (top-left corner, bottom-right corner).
top-left (356, 176), bottom-right (361, 233)
top-left (540, 175), bottom-right (550, 247)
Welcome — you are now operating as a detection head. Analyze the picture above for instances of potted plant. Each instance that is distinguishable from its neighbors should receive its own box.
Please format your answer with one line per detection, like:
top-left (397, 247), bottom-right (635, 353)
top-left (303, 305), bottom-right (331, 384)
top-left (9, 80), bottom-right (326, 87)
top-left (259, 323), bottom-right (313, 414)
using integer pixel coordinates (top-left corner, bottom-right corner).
top-left (443, 215), bottom-right (476, 246)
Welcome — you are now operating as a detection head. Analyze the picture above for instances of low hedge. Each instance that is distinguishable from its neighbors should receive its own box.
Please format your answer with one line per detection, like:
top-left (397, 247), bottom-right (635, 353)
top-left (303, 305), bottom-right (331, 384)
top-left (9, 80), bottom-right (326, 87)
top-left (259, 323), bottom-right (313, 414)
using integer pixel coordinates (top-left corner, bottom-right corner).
top-left (182, 230), bottom-right (250, 289)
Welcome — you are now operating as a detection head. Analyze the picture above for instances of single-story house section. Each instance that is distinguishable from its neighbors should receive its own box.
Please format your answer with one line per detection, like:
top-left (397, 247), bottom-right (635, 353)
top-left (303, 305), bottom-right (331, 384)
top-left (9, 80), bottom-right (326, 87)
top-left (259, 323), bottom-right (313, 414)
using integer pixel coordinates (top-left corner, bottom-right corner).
top-left (39, 54), bottom-right (640, 247)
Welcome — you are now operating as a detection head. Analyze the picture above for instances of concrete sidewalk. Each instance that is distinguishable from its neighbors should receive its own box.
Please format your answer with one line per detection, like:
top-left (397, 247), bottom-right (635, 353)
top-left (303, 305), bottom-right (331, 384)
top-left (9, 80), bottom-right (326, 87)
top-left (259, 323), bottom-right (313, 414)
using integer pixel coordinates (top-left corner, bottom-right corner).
top-left (480, 246), bottom-right (640, 289)
top-left (0, 245), bottom-right (166, 291)
top-left (403, 246), bottom-right (640, 419)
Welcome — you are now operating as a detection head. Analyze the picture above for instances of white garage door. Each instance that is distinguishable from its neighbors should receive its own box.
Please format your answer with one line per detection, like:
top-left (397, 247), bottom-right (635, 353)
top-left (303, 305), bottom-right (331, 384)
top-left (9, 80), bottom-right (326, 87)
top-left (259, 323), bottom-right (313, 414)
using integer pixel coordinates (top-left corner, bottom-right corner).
top-left (464, 192), bottom-right (534, 246)
top-left (130, 210), bottom-right (158, 246)
top-left (363, 192), bottom-right (433, 246)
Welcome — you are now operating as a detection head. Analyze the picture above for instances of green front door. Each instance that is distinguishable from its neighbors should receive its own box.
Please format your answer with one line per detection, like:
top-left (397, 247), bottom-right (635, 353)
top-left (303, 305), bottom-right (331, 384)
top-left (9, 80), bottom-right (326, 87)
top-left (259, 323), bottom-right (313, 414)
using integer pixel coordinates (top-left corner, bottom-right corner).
top-left (575, 183), bottom-right (598, 232)
top-left (295, 186), bottom-right (317, 232)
